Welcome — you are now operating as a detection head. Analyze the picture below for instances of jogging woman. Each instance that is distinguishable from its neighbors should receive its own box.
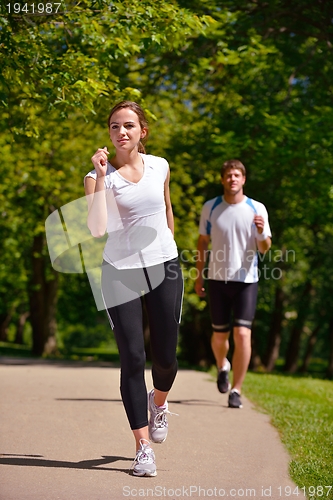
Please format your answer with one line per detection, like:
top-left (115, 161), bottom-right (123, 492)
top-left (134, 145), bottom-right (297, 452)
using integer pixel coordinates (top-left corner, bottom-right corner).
top-left (84, 101), bottom-right (183, 476)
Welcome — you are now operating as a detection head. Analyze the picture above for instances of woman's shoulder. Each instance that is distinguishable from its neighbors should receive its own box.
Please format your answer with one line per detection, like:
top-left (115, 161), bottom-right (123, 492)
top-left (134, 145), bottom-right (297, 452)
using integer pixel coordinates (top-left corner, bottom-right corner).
top-left (141, 153), bottom-right (169, 167)
top-left (84, 162), bottom-right (116, 187)
top-left (141, 153), bottom-right (166, 163)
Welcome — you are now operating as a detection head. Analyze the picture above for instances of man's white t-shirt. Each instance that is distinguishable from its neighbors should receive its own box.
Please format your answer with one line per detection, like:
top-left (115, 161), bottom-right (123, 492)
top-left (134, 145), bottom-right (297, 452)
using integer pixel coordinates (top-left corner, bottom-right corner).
top-left (199, 195), bottom-right (271, 282)
top-left (85, 153), bottom-right (178, 269)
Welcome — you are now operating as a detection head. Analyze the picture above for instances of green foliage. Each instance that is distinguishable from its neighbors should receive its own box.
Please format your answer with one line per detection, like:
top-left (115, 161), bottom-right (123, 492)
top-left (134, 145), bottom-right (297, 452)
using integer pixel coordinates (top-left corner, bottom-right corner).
top-left (0, 0), bottom-right (211, 353)
top-left (243, 372), bottom-right (333, 499)
top-left (59, 323), bottom-right (113, 350)
top-left (56, 273), bottom-right (115, 353)
top-left (0, 0), bottom-right (211, 134)
top-left (138, 0), bottom-right (333, 369)
top-left (0, 341), bottom-right (33, 358)
top-left (0, 0), bottom-right (333, 369)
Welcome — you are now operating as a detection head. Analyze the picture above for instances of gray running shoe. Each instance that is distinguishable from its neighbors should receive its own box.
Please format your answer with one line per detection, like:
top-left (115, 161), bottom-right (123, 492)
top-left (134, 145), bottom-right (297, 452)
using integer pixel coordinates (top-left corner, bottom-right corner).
top-left (217, 359), bottom-right (231, 393)
top-left (228, 389), bottom-right (243, 408)
top-left (132, 439), bottom-right (157, 477)
top-left (148, 389), bottom-right (177, 443)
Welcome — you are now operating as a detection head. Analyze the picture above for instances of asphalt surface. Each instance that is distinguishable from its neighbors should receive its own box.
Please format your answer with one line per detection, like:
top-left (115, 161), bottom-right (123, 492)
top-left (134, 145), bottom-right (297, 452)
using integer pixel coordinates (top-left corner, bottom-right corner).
top-left (0, 357), bottom-right (306, 500)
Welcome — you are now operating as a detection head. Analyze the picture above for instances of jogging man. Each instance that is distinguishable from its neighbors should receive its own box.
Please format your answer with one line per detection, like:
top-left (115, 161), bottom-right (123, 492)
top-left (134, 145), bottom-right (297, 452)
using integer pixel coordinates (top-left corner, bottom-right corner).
top-left (195, 159), bottom-right (271, 408)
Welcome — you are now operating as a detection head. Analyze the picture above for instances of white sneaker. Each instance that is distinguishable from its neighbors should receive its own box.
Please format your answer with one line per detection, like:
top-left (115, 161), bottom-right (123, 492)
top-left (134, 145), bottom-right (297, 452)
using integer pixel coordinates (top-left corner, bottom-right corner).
top-left (148, 389), bottom-right (177, 444)
top-left (132, 439), bottom-right (157, 477)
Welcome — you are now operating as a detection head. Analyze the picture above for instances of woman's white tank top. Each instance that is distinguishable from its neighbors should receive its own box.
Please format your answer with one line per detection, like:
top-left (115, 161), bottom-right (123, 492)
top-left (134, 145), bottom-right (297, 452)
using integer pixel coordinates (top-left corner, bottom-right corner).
top-left (84, 153), bottom-right (178, 269)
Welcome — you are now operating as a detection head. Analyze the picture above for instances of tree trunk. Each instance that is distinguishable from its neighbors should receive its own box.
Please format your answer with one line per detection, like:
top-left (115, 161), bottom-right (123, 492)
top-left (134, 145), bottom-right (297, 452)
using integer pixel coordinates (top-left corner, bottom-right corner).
top-left (284, 281), bottom-right (313, 373)
top-left (326, 317), bottom-right (333, 379)
top-left (250, 321), bottom-right (264, 371)
top-left (0, 313), bottom-right (12, 342)
top-left (179, 307), bottom-right (214, 367)
top-left (29, 234), bottom-right (59, 356)
top-left (299, 324), bottom-right (320, 373)
top-left (43, 275), bottom-right (59, 355)
top-left (14, 312), bottom-right (30, 344)
top-left (263, 285), bottom-right (285, 372)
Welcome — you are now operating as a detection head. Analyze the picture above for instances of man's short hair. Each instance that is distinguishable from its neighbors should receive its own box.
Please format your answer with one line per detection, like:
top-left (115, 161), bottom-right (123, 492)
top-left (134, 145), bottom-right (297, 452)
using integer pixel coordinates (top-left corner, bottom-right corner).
top-left (221, 159), bottom-right (246, 177)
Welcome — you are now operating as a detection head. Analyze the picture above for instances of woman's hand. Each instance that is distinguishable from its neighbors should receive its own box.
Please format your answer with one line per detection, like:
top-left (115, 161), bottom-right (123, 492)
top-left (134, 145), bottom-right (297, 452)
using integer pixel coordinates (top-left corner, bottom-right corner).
top-left (91, 147), bottom-right (110, 177)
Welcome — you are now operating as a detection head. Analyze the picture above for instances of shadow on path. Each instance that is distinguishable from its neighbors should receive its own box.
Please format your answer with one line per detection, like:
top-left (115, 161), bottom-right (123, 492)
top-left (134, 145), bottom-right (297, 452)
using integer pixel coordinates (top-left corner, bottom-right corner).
top-left (55, 398), bottom-right (222, 408)
top-left (0, 454), bottom-right (132, 474)
top-left (55, 398), bottom-right (123, 403)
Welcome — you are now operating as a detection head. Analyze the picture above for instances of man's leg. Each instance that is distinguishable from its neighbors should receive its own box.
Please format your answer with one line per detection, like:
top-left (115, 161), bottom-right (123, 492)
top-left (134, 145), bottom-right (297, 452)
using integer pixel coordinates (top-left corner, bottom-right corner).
top-left (211, 331), bottom-right (231, 393)
top-left (208, 279), bottom-right (232, 369)
top-left (211, 330), bottom-right (230, 370)
top-left (231, 326), bottom-right (251, 393)
top-left (228, 282), bottom-right (258, 407)
top-left (207, 280), bottom-right (232, 392)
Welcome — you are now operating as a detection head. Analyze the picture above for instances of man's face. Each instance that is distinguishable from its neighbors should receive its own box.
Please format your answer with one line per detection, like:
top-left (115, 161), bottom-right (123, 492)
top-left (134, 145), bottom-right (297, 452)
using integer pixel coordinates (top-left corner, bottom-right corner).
top-left (221, 168), bottom-right (246, 195)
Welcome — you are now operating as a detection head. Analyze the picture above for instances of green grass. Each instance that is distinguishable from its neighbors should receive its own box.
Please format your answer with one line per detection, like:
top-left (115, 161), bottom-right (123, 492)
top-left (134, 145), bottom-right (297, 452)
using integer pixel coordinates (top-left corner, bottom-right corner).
top-left (0, 341), bottom-right (34, 358)
top-left (0, 341), bottom-right (120, 363)
top-left (64, 346), bottom-right (120, 362)
top-left (242, 372), bottom-right (333, 500)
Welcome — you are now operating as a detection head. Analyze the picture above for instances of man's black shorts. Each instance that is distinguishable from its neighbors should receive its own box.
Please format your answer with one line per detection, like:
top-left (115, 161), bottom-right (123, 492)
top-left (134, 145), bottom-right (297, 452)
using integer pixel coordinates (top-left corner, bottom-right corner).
top-left (207, 280), bottom-right (258, 332)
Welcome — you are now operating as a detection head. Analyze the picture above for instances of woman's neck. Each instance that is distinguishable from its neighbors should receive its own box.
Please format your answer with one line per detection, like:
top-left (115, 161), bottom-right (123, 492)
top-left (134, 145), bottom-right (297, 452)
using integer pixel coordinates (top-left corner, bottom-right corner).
top-left (111, 149), bottom-right (143, 170)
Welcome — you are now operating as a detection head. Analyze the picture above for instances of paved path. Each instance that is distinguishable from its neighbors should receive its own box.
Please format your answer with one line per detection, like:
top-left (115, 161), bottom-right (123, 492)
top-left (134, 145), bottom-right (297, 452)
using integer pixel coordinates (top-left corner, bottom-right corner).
top-left (0, 358), bottom-right (305, 500)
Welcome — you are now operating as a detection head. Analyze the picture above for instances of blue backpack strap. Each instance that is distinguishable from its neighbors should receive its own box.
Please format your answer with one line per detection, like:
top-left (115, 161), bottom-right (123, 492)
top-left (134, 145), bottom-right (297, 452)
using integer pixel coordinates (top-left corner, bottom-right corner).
top-left (206, 195), bottom-right (222, 235)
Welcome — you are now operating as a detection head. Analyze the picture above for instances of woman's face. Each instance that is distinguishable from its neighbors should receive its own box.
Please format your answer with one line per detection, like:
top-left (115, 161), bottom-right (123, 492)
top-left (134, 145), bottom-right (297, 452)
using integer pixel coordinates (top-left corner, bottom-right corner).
top-left (109, 107), bottom-right (146, 152)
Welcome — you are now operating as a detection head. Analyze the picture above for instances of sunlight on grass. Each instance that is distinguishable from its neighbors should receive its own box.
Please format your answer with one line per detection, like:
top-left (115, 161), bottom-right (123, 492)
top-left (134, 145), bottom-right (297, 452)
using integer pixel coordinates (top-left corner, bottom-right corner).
top-left (243, 373), bottom-right (333, 499)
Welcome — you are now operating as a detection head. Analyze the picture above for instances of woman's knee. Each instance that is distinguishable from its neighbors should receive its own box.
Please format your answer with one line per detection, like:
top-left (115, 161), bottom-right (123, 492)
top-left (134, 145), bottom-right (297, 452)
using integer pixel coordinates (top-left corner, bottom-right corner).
top-left (153, 357), bottom-right (177, 378)
top-left (121, 349), bottom-right (146, 376)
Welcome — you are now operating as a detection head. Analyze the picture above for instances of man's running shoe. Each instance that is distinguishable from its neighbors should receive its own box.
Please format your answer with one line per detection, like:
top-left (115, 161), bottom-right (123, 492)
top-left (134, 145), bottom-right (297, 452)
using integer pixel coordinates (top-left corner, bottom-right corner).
top-left (228, 389), bottom-right (243, 408)
top-left (217, 359), bottom-right (231, 393)
top-left (132, 439), bottom-right (157, 477)
top-left (148, 389), bottom-right (177, 443)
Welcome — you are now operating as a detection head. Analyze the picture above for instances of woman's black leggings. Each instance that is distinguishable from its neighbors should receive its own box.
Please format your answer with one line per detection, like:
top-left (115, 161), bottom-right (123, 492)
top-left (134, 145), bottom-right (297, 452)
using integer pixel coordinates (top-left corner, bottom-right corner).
top-left (101, 258), bottom-right (183, 430)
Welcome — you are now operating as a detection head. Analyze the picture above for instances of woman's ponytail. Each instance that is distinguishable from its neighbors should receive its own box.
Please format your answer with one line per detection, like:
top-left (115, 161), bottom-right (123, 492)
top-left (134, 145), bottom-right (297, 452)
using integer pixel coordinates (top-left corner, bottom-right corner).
top-left (138, 140), bottom-right (146, 154)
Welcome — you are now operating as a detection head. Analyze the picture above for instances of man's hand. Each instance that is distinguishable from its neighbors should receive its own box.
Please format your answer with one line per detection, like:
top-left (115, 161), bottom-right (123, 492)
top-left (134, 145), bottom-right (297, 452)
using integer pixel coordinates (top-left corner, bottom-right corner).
top-left (195, 276), bottom-right (206, 297)
top-left (254, 214), bottom-right (271, 253)
top-left (253, 214), bottom-right (265, 234)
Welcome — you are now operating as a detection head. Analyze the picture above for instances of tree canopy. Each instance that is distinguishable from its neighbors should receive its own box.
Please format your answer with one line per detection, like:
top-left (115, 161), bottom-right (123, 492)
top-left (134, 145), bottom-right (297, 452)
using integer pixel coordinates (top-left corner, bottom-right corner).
top-left (1, 0), bottom-right (333, 375)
